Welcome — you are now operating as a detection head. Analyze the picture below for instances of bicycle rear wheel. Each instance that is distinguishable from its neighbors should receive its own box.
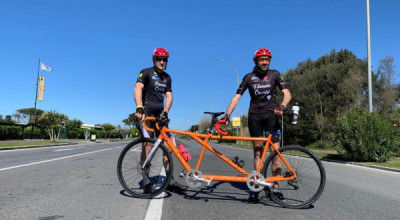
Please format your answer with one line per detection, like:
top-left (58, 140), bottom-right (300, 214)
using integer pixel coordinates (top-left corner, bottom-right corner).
top-left (262, 146), bottom-right (326, 209)
top-left (117, 138), bottom-right (173, 198)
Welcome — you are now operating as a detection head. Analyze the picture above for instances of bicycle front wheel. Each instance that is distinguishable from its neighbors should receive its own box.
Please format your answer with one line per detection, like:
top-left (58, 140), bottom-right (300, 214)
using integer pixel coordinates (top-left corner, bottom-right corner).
top-left (117, 138), bottom-right (173, 198)
top-left (262, 146), bottom-right (326, 209)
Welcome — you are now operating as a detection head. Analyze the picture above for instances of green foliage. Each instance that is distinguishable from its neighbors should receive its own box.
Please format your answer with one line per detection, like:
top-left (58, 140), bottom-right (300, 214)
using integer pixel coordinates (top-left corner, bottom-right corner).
top-left (334, 108), bottom-right (399, 162)
top-left (67, 128), bottom-right (85, 139)
top-left (0, 125), bottom-right (22, 140)
top-left (130, 127), bottom-right (139, 137)
top-left (102, 123), bottom-right (116, 139)
top-left (65, 119), bottom-right (83, 129)
top-left (306, 139), bottom-right (334, 149)
top-left (37, 110), bottom-right (69, 141)
top-left (283, 50), bottom-right (399, 150)
top-left (122, 113), bottom-right (137, 128)
top-left (37, 111), bottom-right (69, 126)
top-left (17, 108), bottom-right (44, 123)
top-left (284, 49), bottom-right (368, 144)
top-left (217, 129), bottom-right (236, 143)
top-left (0, 115), bottom-right (15, 124)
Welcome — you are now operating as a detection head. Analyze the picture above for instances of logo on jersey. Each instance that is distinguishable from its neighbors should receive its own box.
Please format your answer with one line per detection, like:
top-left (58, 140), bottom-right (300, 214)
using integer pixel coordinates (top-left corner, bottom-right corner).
top-left (154, 81), bottom-right (167, 92)
top-left (138, 73), bottom-right (143, 78)
top-left (252, 84), bottom-right (271, 95)
top-left (152, 75), bottom-right (161, 80)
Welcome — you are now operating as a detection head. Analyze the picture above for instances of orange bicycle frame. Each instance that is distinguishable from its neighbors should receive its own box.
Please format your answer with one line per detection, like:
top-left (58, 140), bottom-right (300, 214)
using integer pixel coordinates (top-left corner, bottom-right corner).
top-left (142, 117), bottom-right (297, 184)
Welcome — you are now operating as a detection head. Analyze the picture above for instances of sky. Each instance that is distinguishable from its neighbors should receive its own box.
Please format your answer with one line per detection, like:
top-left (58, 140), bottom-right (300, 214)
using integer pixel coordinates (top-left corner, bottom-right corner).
top-left (1, 0), bottom-right (399, 131)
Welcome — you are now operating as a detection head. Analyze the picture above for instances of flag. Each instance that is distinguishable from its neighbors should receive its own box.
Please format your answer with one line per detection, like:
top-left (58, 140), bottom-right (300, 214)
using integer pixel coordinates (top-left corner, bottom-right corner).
top-left (40, 61), bottom-right (53, 72)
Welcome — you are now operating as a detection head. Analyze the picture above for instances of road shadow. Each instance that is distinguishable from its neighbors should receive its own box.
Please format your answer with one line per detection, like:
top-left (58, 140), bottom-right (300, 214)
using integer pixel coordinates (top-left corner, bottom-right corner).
top-left (119, 189), bottom-right (172, 199)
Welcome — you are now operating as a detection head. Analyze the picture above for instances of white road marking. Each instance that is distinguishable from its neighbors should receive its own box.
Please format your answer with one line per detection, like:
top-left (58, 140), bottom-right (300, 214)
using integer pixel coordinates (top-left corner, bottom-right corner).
top-left (0, 148), bottom-right (112, 172)
top-left (53, 148), bottom-right (73, 152)
top-left (144, 167), bottom-right (167, 220)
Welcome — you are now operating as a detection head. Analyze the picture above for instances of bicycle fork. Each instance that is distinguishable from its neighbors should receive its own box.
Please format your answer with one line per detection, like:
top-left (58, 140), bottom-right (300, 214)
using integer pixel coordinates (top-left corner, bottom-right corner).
top-left (141, 139), bottom-right (162, 170)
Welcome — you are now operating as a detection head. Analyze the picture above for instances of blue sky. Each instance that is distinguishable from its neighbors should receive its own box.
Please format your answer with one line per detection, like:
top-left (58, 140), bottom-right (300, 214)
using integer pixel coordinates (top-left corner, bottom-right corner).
top-left (1, 0), bottom-right (399, 131)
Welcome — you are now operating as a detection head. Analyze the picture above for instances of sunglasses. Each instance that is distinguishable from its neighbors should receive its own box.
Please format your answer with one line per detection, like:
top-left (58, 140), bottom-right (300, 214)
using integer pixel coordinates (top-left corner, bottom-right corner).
top-left (257, 57), bottom-right (271, 62)
top-left (155, 57), bottom-right (168, 62)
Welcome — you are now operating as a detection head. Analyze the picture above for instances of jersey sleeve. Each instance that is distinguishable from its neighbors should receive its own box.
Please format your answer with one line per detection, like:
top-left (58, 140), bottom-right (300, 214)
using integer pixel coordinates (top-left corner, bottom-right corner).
top-left (275, 71), bottom-right (288, 91)
top-left (236, 74), bottom-right (250, 95)
top-left (166, 76), bottom-right (172, 92)
top-left (136, 69), bottom-right (148, 84)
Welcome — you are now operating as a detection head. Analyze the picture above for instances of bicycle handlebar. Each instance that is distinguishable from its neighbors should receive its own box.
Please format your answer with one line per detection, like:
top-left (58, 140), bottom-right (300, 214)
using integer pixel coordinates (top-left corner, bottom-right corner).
top-left (142, 116), bottom-right (169, 133)
top-left (213, 108), bottom-right (294, 136)
top-left (215, 119), bottom-right (228, 136)
top-left (142, 117), bottom-right (156, 132)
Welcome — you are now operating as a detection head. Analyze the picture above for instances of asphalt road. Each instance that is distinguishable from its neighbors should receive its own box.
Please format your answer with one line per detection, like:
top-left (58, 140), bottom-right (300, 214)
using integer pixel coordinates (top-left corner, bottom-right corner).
top-left (1, 139), bottom-right (399, 220)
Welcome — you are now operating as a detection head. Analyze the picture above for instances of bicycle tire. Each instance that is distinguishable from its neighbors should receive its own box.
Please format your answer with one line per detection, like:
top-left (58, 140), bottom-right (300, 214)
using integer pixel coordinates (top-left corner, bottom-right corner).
top-left (117, 138), bottom-right (173, 198)
top-left (262, 146), bottom-right (326, 209)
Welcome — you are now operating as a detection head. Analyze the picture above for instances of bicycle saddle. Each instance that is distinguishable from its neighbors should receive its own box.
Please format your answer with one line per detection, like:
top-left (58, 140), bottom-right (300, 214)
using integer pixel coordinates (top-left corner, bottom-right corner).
top-left (204, 112), bottom-right (225, 118)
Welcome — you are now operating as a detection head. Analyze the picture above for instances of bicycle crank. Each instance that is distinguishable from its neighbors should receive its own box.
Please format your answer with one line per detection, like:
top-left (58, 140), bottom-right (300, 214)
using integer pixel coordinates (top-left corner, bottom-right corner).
top-left (246, 171), bottom-right (273, 192)
top-left (185, 169), bottom-right (212, 188)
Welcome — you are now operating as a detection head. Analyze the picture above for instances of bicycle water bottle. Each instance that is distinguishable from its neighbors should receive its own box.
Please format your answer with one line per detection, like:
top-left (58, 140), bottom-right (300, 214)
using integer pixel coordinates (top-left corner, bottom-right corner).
top-left (178, 144), bottom-right (192, 161)
top-left (292, 102), bottom-right (299, 124)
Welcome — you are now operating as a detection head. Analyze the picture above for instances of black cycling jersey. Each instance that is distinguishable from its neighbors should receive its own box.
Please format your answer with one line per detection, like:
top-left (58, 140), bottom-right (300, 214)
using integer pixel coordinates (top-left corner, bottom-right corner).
top-left (236, 68), bottom-right (287, 114)
top-left (136, 67), bottom-right (172, 110)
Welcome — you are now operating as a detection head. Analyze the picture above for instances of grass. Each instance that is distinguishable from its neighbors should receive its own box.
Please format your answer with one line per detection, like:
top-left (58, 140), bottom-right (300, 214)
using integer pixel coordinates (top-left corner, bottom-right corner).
top-left (363, 157), bottom-right (400, 169)
top-left (0, 141), bottom-right (66, 148)
top-left (308, 148), bottom-right (400, 169)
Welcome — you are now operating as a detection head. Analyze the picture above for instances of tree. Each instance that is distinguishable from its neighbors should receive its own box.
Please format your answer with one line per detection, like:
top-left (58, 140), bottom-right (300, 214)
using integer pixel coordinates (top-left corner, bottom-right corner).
top-left (102, 123), bottom-right (116, 139)
top-left (65, 119), bottom-right (83, 129)
top-left (284, 50), bottom-right (399, 148)
top-left (12, 113), bottom-right (22, 123)
top-left (17, 108), bottom-right (44, 123)
top-left (122, 113), bottom-right (137, 128)
top-left (37, 110), bottom-right (69, 141)
top-left (284, 49), bottom-right (369, 145)
top-left (374, 56), bottom-right (399, 116)
top-left (198, 116), bottom-right (211, 133)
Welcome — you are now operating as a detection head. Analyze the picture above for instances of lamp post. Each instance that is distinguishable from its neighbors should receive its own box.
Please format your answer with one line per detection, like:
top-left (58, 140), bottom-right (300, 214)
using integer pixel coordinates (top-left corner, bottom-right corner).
top-left (366, 0), bottom-right (373, 112)
top-left (216, 58), bottom-right (241, 138)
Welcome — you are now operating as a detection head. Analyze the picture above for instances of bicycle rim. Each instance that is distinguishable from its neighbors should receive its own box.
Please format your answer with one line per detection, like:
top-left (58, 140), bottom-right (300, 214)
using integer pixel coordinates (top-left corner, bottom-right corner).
top-left (117, 138), bottom-right (173, 198)
top-left (262, 146), bottom-right (326, 209)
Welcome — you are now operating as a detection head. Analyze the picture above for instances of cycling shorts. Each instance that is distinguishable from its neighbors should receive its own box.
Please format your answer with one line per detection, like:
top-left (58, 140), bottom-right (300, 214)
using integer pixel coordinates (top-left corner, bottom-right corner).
top-left (248, 113), bottom-right (279, 137)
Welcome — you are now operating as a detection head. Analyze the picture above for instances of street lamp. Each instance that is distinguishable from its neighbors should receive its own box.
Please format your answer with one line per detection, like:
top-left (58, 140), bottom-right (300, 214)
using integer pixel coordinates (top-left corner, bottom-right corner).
top-left (366, 0), bottom-right (373, 112)
top-left (215, 58), bottom-right (240, 116)
top-left (215, 58), bottom-right (240, 90)
top-left (216, 58), bottom-right (241, 138)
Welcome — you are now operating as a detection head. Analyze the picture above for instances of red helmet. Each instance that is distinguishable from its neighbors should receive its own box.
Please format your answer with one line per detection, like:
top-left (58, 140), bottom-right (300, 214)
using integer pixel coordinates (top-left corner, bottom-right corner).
top-left (253, 48), bottom-right (272, 59)
top-left (153, 48), bottom-right (169, 57)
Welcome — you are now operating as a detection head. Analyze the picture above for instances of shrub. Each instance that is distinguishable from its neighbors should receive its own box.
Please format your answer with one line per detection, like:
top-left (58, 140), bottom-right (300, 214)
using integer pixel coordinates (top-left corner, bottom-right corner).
top-left (0, 125), bottom-right (22, 139)
top-left (334, 108), bottom-right (399, 162)
top-left (67, 128), bottom-right (85, 139)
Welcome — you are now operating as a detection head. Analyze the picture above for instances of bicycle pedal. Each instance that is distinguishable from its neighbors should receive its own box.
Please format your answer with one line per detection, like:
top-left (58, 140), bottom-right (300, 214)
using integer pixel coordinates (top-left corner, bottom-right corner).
top-left (179, 169), bottom-right (186, 178)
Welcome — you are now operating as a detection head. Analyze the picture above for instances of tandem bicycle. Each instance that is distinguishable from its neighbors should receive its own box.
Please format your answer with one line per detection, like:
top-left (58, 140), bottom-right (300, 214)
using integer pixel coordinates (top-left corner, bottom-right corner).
top-left (117, 112), bottom-right (326, 209)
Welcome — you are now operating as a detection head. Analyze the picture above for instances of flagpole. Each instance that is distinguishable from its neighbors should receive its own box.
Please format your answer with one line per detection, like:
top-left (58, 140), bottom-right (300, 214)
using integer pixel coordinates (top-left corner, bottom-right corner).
top-left (34, 58), bottom-right (41, 123)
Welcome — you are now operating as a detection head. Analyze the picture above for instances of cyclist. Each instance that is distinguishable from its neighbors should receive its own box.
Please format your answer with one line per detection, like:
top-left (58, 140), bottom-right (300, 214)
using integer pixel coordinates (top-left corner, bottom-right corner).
top-left (222, 48), bottom-right (291, 202)
top-left (134, 48), bottom-right (183, 192)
